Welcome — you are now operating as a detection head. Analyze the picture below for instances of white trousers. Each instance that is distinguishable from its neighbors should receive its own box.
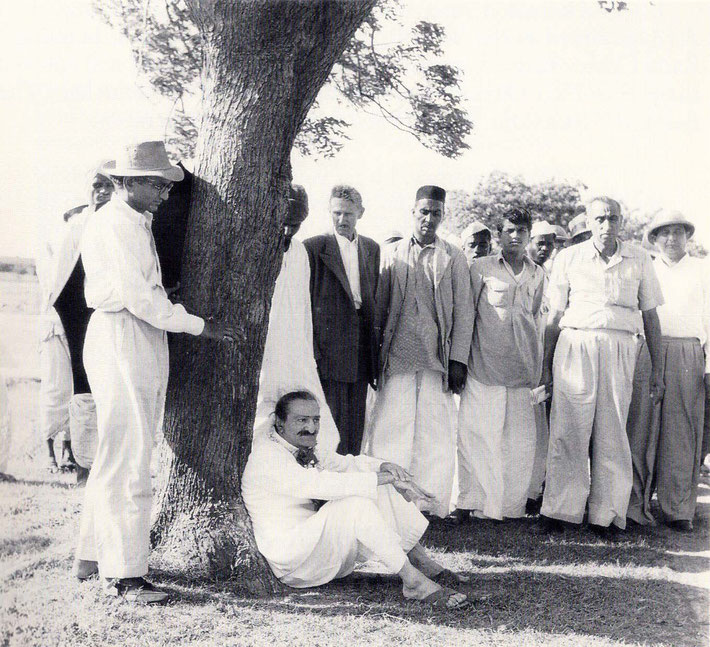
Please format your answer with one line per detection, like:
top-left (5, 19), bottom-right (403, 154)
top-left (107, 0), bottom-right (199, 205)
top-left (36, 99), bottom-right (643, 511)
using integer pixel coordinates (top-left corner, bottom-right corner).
top-left (527, 402), bottom-right (549, 500)
top-left (76, 311), bottom-right (168, 578)
top-left (541, 329), bottom-right (638, 528)
top-left (282, 484), bottom-right (427, 588)
top-left (364, 370), bottom-right (456, 518)
top-left (39, 333), bottom-right (72, 442)
top-left (0, 373), bottom-right (10, 473)
top-left (457, 378), bottom-right (536, 519)
top-left (70, 393), bottom-right (98, 469)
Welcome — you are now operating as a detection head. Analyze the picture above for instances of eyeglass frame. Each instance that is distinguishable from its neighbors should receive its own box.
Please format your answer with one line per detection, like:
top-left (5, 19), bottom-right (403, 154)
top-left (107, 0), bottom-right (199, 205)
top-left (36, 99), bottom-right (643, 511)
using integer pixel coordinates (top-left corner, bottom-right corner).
top-left (136, 177), bottom-right (174, 195)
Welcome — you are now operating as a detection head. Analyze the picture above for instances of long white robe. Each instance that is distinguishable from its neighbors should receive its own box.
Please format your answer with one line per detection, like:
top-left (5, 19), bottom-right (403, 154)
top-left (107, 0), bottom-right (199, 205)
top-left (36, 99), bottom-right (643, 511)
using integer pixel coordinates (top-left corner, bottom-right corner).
top-left (253, 239), bottom-right (339, 453)
top-left (242, 431), bottom-right (427, 587)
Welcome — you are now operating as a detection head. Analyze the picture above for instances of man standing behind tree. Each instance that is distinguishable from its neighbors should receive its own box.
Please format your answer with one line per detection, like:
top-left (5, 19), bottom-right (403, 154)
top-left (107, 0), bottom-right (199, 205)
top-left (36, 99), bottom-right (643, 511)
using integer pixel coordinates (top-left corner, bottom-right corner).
top-left (540, 197), bottom-right (664, 540)
top-left (364, 186), bottom-right (473, 518)
top-left (304, 186), bottom-right (380, 455)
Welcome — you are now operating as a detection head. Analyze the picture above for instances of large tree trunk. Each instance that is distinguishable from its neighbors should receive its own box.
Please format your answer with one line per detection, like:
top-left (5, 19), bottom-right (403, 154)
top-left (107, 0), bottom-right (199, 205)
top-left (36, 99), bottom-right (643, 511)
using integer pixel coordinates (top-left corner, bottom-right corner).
top-left (150, 0), bottom-right (376, 595)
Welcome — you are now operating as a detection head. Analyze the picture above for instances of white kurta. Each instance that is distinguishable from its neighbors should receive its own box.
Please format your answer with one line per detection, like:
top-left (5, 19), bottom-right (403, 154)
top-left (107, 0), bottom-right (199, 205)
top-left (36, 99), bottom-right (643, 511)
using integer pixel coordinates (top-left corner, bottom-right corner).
top-left (76, 196), bottom-right (204, 579)
top-left (242, 431), bottom-right (427, 588)
top-left (253, 239), bottom-right (339, 453)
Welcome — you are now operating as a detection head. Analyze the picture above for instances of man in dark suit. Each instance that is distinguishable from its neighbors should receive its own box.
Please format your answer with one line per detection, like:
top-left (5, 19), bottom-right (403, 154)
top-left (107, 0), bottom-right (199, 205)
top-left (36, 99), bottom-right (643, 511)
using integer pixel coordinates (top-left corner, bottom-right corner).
top-left (304, 185), bottom-right (380, 455)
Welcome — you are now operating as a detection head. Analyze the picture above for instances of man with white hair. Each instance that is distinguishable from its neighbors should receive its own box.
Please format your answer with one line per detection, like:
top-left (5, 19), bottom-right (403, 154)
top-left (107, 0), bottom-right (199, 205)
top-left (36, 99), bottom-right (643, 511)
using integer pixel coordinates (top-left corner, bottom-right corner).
top-left (242, 390), bottom-right (469, 608)
top-left (36, 166), bottom-right (114, 475)
top-left (74, 141), bottom-right (236, 603)
top-left (626, 211), bottom-right (709, 531)
top-left (540, 197), bottom-right (664, 540)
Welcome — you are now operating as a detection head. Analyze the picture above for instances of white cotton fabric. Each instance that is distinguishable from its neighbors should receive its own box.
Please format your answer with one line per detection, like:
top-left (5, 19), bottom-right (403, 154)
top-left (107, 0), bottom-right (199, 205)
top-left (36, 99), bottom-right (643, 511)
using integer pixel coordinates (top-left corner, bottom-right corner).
top-left (527, 401), bottom-right (549, 500)
top-left (242, 432), bottom-right (427, 587)
top-left (253, 239), bottom-right (339, 453)
top-left (76, 311), bottom-right (169, 577)
top-left (363, 370), bottom-right (457, 518)
top-left (38, 330), bottom-right (72, 441)
top-left (70, 393), bottom-right (98, 469)
top-left (333, 229), bottom-right (362, 309)
top-left (541, 328), bottom-right (639, 528)
top-left (457, 377), bottom-right (536, 518)
top-left (76, 196), bottom-right (203, 579)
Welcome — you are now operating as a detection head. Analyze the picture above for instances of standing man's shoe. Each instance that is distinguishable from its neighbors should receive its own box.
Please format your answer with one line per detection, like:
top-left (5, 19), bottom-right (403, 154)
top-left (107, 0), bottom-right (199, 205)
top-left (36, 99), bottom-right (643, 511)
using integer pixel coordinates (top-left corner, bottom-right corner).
top-left (667, 519), bottom-right (693, 533)
top-left (588, 523), bottom-right (622, 542)
top-left (444, 509), bottom-right (472, 525)
top-left (74, 559), bottom-right (99, 581)
top-left (539, 515), bottom-right (564, 534)
top-left (103, 577), bottom-right (170, 604)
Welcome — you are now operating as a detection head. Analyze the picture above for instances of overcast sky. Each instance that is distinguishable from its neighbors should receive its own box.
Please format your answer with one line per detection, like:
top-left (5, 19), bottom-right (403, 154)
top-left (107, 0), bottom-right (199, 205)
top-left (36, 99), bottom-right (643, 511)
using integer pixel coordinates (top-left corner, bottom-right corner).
top-left (1, 0), bottom-right (708, 256)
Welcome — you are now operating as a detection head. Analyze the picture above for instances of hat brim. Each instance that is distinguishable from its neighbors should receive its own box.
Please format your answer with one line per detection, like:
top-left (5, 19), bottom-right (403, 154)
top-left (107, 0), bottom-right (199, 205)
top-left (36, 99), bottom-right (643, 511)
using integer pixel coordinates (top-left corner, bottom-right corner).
top-left (648, 221), bottom-right (695, 241)
top-left (101, 161), bottom-right (184, 183)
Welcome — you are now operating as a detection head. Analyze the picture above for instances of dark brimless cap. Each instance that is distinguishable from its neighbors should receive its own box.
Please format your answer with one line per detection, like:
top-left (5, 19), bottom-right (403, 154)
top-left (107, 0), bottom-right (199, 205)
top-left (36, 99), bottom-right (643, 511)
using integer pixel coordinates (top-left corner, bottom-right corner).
top-left (288, 184), bottom-right (309, 220)
top-left (415, 185), bottom-right (446, 202)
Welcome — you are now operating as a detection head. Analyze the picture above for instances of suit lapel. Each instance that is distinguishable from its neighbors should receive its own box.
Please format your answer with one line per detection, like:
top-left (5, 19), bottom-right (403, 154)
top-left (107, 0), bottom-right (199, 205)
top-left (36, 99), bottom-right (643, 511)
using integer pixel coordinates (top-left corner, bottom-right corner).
top-left (393, 238), bottom-right (411, 296)
top-left (320, 234), bottom-right (354, 304)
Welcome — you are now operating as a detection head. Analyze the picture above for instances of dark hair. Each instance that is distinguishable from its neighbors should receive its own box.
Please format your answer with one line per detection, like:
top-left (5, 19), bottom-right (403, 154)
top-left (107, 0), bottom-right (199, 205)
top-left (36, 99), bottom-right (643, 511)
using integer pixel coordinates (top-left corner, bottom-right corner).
top-left (274, 390), bottom-right (318, 422)
top-left (496, 208), bottom-right (532, 233)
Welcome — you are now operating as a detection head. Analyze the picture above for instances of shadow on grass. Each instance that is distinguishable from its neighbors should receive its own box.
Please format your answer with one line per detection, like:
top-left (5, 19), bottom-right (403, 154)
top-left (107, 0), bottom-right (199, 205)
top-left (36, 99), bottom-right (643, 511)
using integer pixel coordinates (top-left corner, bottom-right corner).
top-left (0, 534), bottom-right (52, 558)
top-left (154, 566), bottom-right (708, 647)
top-left (7, 478), bottom-right (77, 491)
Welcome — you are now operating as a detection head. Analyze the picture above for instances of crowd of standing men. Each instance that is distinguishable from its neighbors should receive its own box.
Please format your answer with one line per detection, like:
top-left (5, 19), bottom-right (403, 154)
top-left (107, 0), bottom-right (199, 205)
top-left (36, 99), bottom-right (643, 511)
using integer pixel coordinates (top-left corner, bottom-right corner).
top-left (29, 139), bottom-right (709, 605)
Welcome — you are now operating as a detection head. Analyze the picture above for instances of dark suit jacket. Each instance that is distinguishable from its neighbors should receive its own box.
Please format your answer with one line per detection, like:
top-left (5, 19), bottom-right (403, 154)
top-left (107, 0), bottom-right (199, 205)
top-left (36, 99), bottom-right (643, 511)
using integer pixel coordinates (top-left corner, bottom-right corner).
top-left (304, 233), bottom-right (380, 385)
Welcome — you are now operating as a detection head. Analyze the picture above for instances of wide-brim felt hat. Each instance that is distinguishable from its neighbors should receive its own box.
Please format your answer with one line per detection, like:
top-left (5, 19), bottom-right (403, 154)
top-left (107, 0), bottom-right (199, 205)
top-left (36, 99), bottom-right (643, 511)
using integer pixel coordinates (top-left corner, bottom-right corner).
top-left (568, 213), bottom-right (590, 239)
top-left (553, 225), bottom-right (569, 241)
top-left (102, 141), bottom-right (184, 182)
top-left (647, 210), bottom-right (695, 241)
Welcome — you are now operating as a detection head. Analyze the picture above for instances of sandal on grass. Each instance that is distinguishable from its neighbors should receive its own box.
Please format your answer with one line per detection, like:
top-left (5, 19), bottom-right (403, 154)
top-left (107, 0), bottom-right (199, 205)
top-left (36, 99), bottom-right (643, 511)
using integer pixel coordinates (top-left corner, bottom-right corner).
top-left (421, 587), bottom-right (469, 610)
top-left (431, 568), bottom-right (470, 586)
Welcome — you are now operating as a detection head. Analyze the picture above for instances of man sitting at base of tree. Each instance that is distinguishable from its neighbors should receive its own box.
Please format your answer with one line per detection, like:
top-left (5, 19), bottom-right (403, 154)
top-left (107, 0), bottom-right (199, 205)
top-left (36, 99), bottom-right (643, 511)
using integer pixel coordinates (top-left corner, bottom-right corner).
top-left (242, 390), bottom-right (470, 609)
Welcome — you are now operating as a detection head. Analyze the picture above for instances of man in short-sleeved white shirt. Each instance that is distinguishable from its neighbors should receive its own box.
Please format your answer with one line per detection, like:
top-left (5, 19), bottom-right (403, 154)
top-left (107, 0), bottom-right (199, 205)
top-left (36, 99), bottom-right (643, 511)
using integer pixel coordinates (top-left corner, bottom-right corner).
top-left (540, 196), bottom-right (665, 540)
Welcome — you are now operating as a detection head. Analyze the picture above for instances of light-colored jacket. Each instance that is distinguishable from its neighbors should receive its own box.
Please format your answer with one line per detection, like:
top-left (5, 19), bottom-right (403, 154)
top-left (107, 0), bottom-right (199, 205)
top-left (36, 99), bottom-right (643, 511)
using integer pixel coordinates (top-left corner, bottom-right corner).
top-left (375, 236), bottom-right (474, 391)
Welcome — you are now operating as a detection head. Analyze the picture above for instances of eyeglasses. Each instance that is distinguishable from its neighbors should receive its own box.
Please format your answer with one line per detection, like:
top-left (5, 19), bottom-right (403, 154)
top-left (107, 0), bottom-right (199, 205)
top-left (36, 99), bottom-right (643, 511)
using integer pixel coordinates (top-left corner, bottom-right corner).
top-left (139, 178), bottom-right (174, 194)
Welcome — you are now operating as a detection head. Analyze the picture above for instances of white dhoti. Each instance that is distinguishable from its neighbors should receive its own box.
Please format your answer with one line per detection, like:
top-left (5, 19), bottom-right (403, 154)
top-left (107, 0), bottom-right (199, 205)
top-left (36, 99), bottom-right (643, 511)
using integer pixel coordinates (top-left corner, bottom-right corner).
top-left (76, 310), bottom-right (168, 578)
top-left (364, 370), bottom-right (456, 517)
top-left (457, 378), bottom-right (536, 519)
top-left (527, 402), bottom-right (549, 500)
top-left (281, 484), bottom-right (427, 588)
top-left (39, 331), bottom-right (72, 442)
top-left (541, 328), bottom-right (638, 528)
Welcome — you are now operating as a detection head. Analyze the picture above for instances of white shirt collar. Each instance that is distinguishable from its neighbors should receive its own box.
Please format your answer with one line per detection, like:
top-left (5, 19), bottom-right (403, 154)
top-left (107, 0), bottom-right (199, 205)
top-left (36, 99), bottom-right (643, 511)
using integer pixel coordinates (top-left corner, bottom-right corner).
top-left (111, 195), bottom-right (154, 227)
top-left (333, 228), bottom-right (358, 246)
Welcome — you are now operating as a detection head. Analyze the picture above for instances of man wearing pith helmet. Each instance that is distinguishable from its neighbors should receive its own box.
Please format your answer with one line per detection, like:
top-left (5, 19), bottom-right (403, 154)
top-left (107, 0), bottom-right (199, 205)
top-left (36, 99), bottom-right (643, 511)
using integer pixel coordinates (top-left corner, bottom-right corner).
top-left (74, 141), bottom-right (237, 603)
top-left (364, 185), bottom-right (473, 519)
top-left (540, 196), bottom-right (665, 540)
top-left (626, 210), bottom-right (709, 532)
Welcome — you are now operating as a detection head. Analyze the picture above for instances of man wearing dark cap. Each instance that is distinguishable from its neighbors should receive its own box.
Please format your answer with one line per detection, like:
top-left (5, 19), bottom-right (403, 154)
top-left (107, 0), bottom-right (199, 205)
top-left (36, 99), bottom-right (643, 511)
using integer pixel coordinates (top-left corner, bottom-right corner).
top-left (626, 210), bottom-right (709, 532)
top-left (364, 185), bottom-right (473, 518)
top-left (304, 185), bottom-right (380, 456)
top-left (252, 184), bottom-right (341, 454)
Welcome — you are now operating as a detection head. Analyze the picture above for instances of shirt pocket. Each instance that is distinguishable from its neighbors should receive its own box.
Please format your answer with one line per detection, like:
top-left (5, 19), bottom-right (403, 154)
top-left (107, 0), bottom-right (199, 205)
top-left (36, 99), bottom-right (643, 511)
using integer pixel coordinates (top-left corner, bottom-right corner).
top-left (606, 274), bottom-right (640, 308)
top-left (484, 277), bottom-right (510, 308)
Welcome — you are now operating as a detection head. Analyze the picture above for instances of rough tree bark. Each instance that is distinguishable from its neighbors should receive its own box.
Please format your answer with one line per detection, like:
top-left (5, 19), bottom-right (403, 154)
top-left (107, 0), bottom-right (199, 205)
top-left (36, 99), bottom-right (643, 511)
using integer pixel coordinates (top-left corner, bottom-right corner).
top-left (150, 0), bottom-right (376, 595)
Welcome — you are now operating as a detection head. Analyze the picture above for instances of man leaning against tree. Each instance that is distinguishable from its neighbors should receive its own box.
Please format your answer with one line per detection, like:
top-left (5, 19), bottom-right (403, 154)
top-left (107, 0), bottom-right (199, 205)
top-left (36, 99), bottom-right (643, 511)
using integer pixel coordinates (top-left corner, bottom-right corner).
top-left (73, 141), bottom-right (236, 604)
top-left (540, 196), bottom-right (665, 541)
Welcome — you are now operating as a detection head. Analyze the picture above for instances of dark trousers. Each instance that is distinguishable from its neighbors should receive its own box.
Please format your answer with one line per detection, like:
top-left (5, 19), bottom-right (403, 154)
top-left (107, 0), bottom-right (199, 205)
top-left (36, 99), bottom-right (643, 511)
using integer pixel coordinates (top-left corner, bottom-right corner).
top-left (322, 378), bottom-right (369, 456)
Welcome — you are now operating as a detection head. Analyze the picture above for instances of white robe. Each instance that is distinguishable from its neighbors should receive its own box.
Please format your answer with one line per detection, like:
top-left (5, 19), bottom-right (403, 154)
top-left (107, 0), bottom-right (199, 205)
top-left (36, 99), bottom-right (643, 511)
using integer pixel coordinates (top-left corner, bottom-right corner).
top-left (242, 431), bottom-right (427, 587)
top-left (253, 239), bottom-right (339, 453)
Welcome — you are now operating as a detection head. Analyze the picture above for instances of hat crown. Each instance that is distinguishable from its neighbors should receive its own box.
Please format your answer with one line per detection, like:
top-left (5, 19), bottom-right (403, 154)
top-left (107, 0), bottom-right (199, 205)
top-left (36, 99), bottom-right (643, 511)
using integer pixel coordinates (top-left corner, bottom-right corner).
top-left (117, 141), bottom-right (172, 171)
top-left (648, 210), bottom-right (695, 240)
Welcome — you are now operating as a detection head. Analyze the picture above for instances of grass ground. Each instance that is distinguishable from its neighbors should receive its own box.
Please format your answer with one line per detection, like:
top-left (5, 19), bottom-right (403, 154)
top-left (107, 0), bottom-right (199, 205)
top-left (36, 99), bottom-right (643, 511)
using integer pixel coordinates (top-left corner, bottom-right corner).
top-left (1, 273), bottom-right (708, 646)
top-left (1, 453), bottom-right (708, 647)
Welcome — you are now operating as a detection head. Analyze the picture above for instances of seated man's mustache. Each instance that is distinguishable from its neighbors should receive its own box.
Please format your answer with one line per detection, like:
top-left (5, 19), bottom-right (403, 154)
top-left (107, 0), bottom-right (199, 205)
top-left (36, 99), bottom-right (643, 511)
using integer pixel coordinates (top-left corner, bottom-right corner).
top-left (298, 430), bottom-right (317, 436)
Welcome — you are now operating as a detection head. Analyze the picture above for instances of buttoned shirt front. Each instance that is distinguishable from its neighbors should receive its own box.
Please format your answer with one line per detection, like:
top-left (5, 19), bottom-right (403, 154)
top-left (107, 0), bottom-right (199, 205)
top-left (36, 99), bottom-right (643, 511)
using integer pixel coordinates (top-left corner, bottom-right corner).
top-left (388, 238), bottom-right (445, 376)
top-left (81, 196), bottom-right (204, 335)
top-left (547, 239), bottom-right (663, 334)
top-left (653, 253), bottom-right (710, 372)
top-left (470, 252), bottom-right (545, 388)
top-left (333, 229), bottom-right (362, 309)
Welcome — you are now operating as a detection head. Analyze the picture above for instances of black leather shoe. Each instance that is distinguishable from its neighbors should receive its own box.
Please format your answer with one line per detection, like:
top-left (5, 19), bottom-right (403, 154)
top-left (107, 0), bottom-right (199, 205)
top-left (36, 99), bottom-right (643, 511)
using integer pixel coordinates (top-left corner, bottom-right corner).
top-left (103, 577), bottom-right (169, 604)
top-left (588, 523), bottom-right (622, 542)
top-left (526, 497), bottom-right (542, 516)
top-left (667, 519), bottom-right (693, 533)
top-left (444, 509), bottom-right (472, 525)
top-left (539, 515), bottom-right (565, 534)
